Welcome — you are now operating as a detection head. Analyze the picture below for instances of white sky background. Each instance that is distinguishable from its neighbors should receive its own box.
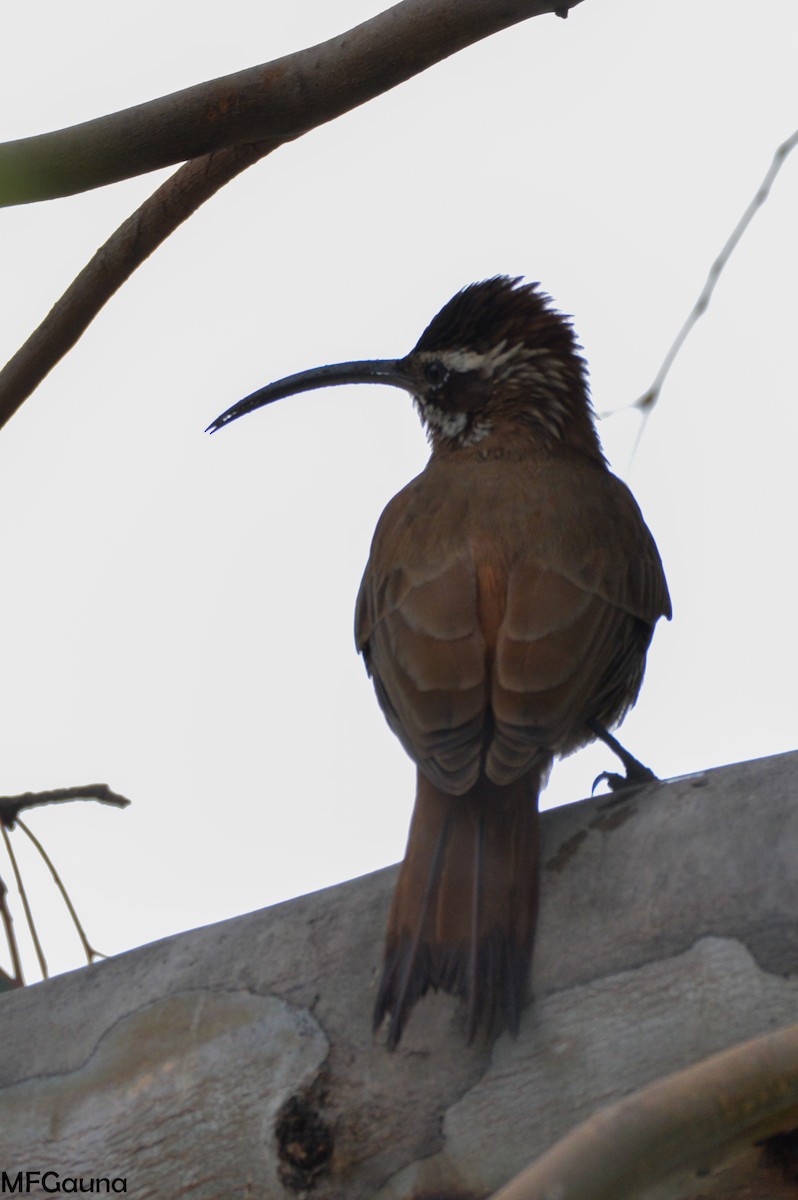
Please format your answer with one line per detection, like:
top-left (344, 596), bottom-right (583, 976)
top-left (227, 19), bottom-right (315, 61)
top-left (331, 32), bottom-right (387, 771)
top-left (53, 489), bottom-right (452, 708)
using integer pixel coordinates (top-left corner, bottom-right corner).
top-left (0, 0), bottom-right (796, 983)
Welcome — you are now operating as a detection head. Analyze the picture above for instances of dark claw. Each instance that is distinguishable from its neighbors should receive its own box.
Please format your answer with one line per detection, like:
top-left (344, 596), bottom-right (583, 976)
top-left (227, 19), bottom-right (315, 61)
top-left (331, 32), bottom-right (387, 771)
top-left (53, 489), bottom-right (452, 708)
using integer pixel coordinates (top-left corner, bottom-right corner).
top-left (587, 718), bottom-right (659, 792)
top-left (592, 769), bottom-right (628, 794)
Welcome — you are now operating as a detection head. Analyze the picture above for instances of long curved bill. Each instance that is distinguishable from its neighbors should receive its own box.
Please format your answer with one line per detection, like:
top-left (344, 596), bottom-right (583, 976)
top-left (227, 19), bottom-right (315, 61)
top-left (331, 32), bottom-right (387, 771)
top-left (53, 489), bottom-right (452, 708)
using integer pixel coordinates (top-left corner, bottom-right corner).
top-left (206, 359), bottom-right (413, 433)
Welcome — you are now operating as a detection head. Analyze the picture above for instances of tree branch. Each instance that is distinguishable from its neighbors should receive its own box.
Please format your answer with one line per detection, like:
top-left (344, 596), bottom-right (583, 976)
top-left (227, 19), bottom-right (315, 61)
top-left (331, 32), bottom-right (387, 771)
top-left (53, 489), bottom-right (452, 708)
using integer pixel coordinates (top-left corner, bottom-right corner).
top-left (1, 0), bottom-right (580, 206)
top-left (0, 874), bottom-right (24, 987)
top-left (0, 0), bottom-right (580, 426)
top-left (0, 784), bottom-right (131, 829)
top-left (490, 1019), bottom-right (798, 1200)
top-left (1, 821), bottom-right (47, 979)
top-left (17, 817), bottom-right (107, 965)
top-left (0, 143), bottom-right (275, 430)
top-left (606, 126), bottom-right (798, 437)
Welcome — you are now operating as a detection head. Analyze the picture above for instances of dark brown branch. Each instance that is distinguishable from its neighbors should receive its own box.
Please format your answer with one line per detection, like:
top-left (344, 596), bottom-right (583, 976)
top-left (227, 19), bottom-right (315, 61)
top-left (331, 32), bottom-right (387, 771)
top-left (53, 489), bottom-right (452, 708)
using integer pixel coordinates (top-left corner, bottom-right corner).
top-left (0, 783), bottom-right (131, 829)
top-left (0, 143), bottom-right (275, 431)
top-left (0, 0), bottom-right (580, 206)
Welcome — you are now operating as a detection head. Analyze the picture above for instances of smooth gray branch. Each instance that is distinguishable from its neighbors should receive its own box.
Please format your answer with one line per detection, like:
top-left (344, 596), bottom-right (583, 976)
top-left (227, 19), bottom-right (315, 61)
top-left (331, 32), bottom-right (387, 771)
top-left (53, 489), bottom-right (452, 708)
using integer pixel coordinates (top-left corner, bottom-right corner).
top-left (491, 1018), bottom-right (798, 1200)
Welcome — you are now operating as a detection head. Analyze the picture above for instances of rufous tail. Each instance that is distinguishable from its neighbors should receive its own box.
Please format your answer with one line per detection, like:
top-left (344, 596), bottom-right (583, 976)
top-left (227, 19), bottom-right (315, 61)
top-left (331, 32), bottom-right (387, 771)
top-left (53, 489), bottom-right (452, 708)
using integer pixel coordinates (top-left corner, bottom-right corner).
top-left (374, 767), bottom-right (542, 1048)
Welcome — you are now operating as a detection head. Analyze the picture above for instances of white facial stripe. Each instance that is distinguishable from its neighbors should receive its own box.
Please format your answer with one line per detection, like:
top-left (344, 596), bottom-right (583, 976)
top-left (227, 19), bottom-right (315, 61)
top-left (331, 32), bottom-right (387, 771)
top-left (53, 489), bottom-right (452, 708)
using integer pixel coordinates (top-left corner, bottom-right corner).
top-left (440, 341), bottom-right (545, 376)
top-left (415, 341), bottom-right (575, 447)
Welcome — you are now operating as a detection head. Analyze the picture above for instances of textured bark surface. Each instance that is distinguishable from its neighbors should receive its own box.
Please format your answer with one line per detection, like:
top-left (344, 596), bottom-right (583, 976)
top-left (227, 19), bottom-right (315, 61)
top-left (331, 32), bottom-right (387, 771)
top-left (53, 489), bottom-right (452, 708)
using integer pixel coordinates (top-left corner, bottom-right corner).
top-left (1, 750), bottom-right (798, 1198)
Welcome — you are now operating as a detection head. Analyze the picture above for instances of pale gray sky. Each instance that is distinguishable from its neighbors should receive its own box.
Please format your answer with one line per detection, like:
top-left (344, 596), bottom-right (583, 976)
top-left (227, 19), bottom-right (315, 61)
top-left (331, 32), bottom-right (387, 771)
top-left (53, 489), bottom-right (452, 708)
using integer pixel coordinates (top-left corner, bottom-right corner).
top-left (1, 0), bottom-right (796, 981)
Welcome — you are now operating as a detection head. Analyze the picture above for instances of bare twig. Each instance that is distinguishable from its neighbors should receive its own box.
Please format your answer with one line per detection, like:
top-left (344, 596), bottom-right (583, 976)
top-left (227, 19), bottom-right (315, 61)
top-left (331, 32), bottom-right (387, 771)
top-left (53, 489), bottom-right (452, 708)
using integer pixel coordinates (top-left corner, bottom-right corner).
top-left (0, 783), bottom-right (131, 828)
top-left (0, 0), bottom-right (581, 206)
top-left (1, 822), bottom-right (48, 979)
top-left (490, 1019), bottom-right (798, 1200)
top-left (619, 127), bottom-right (798, 438)
top-left (0, 784), bottom-right (128, 980)
top-left (16, 817), bottom-right (105, 964)
top-left (0, 874), bottom-right (24, 987)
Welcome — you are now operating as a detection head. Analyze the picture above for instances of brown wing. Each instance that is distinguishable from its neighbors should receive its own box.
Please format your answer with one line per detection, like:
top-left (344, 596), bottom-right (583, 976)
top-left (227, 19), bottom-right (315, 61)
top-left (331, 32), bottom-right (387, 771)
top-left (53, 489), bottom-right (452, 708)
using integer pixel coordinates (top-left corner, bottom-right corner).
top-left (356, 455), bottom-right (670, 791)
top-left (487, 459), bottom-right (671, 781)
top-left (356, 514), bottom-right (488, 794)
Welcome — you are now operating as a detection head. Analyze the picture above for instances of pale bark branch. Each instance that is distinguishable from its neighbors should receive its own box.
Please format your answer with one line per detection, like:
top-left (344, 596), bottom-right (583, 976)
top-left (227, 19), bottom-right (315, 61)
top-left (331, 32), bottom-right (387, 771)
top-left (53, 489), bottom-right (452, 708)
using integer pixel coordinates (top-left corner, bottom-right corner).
top-left (491, 1020), bottom-right (798, 1200)
top-left (3, 752), bottom-right (798, 1196)
top-left (1, 0), bottom-right (578, 206)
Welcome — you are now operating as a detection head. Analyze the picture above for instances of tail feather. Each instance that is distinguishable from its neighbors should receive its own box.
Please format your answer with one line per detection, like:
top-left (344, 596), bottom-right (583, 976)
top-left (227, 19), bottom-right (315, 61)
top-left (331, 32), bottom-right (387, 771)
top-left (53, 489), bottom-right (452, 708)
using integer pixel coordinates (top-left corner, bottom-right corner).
top-left (374, 767), bottom-right (542, 1048)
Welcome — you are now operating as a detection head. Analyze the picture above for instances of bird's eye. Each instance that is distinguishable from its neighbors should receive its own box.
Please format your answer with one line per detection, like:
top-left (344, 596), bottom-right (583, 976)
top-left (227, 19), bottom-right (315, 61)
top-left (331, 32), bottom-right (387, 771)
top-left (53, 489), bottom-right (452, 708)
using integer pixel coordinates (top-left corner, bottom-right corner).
top-left (424, 361), bottom-right (448, 387)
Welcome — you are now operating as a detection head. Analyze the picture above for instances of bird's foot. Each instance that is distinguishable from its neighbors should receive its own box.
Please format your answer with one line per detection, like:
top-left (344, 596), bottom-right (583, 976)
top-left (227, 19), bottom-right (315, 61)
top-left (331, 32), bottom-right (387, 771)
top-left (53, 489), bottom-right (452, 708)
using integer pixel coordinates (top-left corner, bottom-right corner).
top-left (587, 719), bottom-right (659, 794)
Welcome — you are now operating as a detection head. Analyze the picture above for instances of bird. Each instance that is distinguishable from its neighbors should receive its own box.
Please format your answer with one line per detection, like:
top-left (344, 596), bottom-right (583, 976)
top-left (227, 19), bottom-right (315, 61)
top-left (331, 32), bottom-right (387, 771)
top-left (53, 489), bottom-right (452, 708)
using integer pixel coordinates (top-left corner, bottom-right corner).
top-left (207, 276), bottom-right (671, 1049)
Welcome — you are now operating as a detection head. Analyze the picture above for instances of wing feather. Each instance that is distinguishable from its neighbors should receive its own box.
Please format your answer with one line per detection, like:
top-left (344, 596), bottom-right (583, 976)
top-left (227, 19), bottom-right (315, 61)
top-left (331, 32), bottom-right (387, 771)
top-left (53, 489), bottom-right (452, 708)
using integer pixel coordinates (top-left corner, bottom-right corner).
top-left (355, 454), bottom-right (670, 792)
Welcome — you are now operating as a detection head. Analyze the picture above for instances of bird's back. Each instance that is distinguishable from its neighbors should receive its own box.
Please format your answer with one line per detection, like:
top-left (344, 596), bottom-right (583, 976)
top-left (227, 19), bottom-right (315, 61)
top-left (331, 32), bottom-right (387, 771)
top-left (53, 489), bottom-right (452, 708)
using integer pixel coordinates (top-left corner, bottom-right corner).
top-left (356, 444), bottom-right (670, 790)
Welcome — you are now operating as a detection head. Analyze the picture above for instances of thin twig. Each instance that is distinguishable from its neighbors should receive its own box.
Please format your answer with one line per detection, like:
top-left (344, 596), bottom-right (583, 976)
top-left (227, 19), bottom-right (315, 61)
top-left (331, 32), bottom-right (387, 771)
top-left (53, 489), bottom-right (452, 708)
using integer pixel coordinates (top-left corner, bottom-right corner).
top-left (0, 874), bottom-right (24, 987)
top-left (15, 817), bottom-right (105, 964)
top-left (614, 127), bottom-right (798, 447)
top-left (0, 782), bottom-right (131, 828)
top-left (0, 821), bottom-right (47, 979)
top-left (0, 784), bottom-right (127, 981)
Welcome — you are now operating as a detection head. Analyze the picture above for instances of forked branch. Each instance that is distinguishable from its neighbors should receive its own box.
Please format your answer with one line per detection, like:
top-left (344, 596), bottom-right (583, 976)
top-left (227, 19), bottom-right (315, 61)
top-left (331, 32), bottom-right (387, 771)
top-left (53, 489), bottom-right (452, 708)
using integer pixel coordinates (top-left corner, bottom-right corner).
top-left (0, 783), bottom-right (131, 984)
top-left (0, 0), bottom-right (578, 428)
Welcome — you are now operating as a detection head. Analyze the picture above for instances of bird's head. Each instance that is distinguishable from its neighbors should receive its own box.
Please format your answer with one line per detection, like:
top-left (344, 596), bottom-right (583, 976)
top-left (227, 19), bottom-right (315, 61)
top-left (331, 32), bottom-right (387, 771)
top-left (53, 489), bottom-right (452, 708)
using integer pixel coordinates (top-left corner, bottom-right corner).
top-left (207, 276), bottom-right (602, 459)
